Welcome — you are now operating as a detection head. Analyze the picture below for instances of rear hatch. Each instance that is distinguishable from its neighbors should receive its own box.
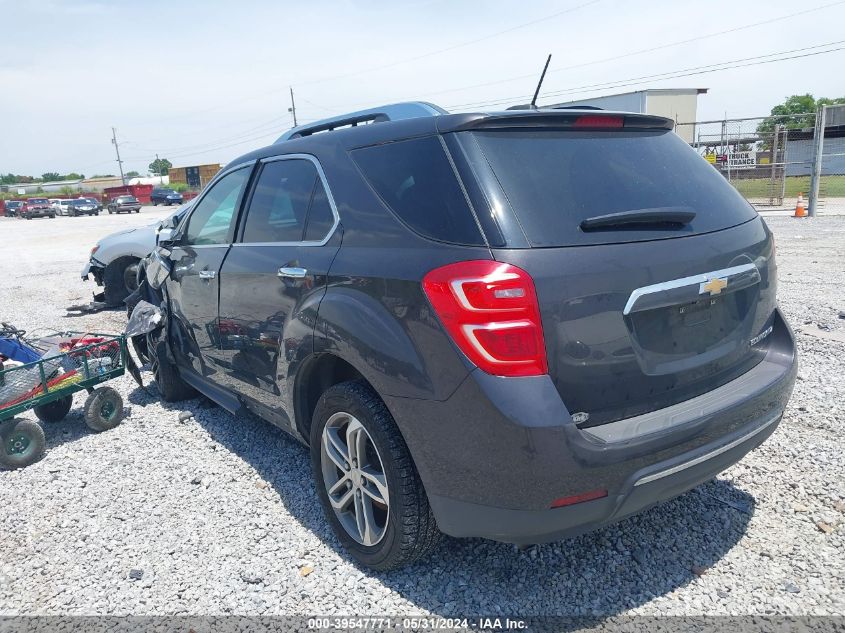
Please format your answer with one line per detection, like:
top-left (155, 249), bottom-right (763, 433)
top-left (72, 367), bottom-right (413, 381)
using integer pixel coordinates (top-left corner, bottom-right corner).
top-left (454, 115), bottom-right (777, 426)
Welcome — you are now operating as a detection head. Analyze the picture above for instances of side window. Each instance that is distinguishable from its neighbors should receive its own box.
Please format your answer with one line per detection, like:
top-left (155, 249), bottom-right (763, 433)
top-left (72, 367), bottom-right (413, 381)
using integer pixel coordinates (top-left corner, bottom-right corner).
top-left (303, 182), bottom-right (334, 242)
top-left (351, 136), bottom-right (484, 246)
top-left (183, 167), bottom-right (250, 245)
top-left (241, 158), bottom-right (335, 244)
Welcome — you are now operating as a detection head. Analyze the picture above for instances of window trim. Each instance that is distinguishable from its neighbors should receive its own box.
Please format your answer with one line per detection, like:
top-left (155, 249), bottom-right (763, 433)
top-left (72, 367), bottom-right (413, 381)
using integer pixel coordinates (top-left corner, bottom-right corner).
top-left (234, 153), bottom-right (340, 248)
top-left (177, 161), bottom-right (256, 247)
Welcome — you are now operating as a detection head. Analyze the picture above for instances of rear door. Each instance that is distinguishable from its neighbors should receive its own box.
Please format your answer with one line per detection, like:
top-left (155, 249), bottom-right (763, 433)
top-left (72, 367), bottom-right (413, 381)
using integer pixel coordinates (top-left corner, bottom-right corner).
top-left (165, 165), bottom-right (252, 378)
top-left (455, 123), bottom-right (776, 427)
top-left (215, 155), bottom-right (341, 422)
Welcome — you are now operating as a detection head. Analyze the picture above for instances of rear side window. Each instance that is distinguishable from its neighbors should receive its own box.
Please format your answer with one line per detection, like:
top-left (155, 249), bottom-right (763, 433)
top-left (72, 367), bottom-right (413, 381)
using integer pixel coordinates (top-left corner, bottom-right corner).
top-left (469, 130), bottom-right (758, 247)
top-left (241, 158), bottom-right (335, 244)
top-left (352, 136), bottom-right (484, 246)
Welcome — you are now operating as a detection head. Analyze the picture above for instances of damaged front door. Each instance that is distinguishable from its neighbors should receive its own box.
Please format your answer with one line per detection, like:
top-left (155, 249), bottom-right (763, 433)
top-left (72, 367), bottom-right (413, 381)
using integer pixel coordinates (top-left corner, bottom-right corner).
top-left (164, 166), bottom-right (252, 379)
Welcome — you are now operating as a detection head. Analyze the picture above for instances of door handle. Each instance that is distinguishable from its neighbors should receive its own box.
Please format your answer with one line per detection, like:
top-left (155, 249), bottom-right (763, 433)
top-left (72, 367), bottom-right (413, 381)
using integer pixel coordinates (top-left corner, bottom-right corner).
top-left (198, 270), bottom-right (216, 280)
top-left (277, 267), bottom-right (307, 279)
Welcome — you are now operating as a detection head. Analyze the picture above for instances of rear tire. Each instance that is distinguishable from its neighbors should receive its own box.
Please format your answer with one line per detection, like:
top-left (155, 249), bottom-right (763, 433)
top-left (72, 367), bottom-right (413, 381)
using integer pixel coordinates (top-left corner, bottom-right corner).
top-left (1, 419), bottom-right (46, 469)
top-left (83, 387), bottom-right (123, 432)
top-left (34, 395), bottom-right (73, 423)
top-left (149, 334), bottom-right (197, 402)
top-left (310, 380), bottom-right (441, 570)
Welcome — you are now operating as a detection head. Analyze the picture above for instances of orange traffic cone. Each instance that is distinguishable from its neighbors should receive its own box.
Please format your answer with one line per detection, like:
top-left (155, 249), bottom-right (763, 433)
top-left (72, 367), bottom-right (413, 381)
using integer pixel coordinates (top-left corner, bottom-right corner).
top-left (794, 193), bottom-right (807, 218)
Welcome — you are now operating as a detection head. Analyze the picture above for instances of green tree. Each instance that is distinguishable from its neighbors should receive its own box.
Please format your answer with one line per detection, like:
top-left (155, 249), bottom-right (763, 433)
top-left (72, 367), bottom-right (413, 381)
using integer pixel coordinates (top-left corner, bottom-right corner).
top-left (62, 173), bottom-right (84, 180)
top-left (125, 170), bottom-right (141, 178)
top-left (757, 94), bottom-right (845, 137)
top-left (90, 174), bottom-right (115, 178)
top-left (41, 172), bottom-right (61, 181)
top-left (149, 158), bottom-right (172, 176)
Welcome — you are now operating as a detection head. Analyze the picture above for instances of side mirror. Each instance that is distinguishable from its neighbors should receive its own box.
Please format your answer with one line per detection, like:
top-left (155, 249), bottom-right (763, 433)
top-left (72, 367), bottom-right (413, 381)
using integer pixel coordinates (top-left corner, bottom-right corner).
top-left (157, 228), bottom-right (175, 244)
top-left (146, 248), bottom-right (172, 289)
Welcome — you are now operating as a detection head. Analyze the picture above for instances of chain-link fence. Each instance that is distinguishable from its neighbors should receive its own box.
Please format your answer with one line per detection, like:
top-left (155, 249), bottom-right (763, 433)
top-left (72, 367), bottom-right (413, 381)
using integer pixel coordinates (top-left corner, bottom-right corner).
top-left (676, 105), bottom-right (845, 215)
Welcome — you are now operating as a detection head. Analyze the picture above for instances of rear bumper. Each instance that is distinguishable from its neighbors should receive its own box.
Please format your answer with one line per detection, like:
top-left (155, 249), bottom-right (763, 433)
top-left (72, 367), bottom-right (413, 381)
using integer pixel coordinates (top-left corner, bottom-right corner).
top-left (386, 308), bottom-right (796, 544)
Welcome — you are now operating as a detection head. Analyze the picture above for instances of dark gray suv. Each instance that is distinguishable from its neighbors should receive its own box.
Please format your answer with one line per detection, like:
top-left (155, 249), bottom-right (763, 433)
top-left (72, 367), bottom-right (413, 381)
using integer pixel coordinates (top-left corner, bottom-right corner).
top-left (137, 102), bottom-right (796, 570)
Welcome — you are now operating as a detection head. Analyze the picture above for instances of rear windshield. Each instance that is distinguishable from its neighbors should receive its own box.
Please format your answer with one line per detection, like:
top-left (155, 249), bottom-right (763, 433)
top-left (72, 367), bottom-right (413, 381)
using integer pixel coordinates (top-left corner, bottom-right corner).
top-left (468, 130), bottom-right (758, 247)
top-left (29, 198), bottom-right (48, 204)
top-left (117, 196), bottom-right (137, 202)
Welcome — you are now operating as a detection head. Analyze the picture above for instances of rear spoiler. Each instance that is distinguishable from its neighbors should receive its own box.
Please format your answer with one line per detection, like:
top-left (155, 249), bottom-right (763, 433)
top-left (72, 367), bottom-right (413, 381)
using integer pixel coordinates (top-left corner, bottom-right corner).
top-left (437, 111), bottom-right (674, 133)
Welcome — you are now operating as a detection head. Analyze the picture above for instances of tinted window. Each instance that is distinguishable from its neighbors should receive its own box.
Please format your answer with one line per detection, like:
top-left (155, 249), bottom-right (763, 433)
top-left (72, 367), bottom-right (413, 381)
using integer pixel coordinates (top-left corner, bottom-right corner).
top-left (470, 129), bottom-right (758, 247)
top-left (303, 183), bottom-right (334, 242)
top-left (184, 168), bottom-right (250, 245)
top-left (352, 136), bottom-right (483, 246)
top-left (242, 159), bottom-right (334, 243)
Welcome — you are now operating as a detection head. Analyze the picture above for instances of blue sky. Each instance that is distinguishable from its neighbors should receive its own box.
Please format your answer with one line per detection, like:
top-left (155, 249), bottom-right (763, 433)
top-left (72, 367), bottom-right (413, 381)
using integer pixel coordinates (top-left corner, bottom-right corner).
top-left (2, 0), bottom-right (844, 175)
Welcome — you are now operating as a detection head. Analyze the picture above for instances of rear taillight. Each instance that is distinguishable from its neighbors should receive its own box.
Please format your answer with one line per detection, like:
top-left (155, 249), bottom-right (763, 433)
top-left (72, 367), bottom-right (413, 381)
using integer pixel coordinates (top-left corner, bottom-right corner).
top-left (422, 260), bottom-right (548, 377)
top-left (574, 115), bottom-right (624, 128)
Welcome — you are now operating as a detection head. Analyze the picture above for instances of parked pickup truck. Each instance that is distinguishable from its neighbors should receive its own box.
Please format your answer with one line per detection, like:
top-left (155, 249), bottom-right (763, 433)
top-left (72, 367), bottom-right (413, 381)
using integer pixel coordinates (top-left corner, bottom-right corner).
top-left (107, 195), bottom-right (142, 214)
top-left (21, 198), bottom-right (55, 219)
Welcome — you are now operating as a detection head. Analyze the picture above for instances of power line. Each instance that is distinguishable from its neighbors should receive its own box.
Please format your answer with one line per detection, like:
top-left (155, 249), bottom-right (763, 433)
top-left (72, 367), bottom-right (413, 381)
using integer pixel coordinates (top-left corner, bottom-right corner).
top-left (447, 0), bottom-right (845, 100)
top-left (137, 0), bottom-right (601, 126)
top-left (292, 0), bottom-right (601, 88)
top-left (122, 42), bottom-right (845, 167)
top-left (443, 40), bottom-right (845, 110)
top-left (311, 0), bottom-right (845, 113)
top-left (116, 0), bottom-right (845, 159)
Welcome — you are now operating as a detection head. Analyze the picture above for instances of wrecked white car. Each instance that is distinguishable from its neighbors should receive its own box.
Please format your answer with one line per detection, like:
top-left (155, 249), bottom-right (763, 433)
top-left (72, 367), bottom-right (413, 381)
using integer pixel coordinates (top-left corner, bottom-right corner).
top-left (81, 203), bottom-right (191, 306)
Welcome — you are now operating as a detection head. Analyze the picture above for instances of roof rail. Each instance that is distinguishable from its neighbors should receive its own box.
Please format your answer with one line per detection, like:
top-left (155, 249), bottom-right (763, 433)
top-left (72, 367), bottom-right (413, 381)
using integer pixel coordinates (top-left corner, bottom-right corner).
top-left (275, 101), bottom-right (447, 143)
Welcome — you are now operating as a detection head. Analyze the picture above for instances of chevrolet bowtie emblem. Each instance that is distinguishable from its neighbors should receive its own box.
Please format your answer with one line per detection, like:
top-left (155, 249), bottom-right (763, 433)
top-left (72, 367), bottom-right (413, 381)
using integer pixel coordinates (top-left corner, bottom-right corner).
top-left (700, 277), bottom-right (728, 295)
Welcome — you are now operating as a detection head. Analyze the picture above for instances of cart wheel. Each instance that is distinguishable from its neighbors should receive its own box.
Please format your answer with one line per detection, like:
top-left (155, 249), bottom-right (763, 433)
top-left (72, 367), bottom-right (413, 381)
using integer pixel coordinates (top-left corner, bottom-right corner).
top-left (0, 419), bottom-right (46, 469)
top-left (34, 395), bottom-right (73, 423)
top-left (83, 387), bottom-right (124, 432)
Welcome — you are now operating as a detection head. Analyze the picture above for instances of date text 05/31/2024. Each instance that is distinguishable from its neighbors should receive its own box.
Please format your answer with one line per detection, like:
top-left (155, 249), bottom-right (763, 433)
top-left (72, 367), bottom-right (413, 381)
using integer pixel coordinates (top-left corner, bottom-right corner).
top-left (307, 617), bottom-right (528, 630)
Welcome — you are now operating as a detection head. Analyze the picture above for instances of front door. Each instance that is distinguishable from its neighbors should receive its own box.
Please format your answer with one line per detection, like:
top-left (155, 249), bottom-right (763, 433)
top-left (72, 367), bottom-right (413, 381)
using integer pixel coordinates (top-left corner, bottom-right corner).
top-left (216, 156), bottom-right (341, 423)
top-left (165, 165), bottom-right (252, 378)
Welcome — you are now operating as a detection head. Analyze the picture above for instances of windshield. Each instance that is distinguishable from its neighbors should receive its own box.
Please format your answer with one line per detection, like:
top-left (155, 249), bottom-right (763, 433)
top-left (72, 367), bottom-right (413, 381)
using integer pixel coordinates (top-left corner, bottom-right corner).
top-left (466, 129), bottom-right (758, 247)
top-left (29, 198), bottom-right (48, 204)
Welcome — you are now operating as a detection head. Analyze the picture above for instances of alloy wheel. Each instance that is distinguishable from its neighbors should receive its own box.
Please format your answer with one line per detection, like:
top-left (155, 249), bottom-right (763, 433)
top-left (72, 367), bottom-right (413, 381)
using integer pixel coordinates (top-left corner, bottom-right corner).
top-left (320, 412), bottom-right (390, 546)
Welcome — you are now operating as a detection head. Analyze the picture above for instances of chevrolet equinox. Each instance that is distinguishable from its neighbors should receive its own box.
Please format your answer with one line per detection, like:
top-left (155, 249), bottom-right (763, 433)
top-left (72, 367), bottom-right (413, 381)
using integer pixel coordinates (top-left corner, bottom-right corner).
top-left (135, 102), bottom-right (797, 570)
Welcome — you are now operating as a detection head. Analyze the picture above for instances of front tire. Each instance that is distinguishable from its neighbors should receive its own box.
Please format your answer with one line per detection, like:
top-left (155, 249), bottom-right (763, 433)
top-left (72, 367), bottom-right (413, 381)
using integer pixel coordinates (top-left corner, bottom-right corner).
top-left (148, 333), bottom-right (197, 402)
top-left (102, 257), bottom-right (139, 306)
top-left (310, 380), bottom-right (441, 570)
top-left (1, 419), bottom-right (46, 469)
top-left (83, 387), bottom-right (123, 431)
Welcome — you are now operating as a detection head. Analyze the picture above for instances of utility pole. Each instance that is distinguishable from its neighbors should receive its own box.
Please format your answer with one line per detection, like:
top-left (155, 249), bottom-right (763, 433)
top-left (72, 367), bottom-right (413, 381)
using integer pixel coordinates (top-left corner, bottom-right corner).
top-left (808, 104), bottom-right (827, 218)
top-left (288, 86), bottom-right (298, 127)
top-left (111, 127), bottom-right (126, 186)
top-left (156, 153), bottom-right (164, 184)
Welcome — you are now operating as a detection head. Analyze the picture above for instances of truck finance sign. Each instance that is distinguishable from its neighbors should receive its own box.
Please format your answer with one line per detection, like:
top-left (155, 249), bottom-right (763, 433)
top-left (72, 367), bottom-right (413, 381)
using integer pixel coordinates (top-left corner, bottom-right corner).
top-left (727, 151), bottom-right (756, 170)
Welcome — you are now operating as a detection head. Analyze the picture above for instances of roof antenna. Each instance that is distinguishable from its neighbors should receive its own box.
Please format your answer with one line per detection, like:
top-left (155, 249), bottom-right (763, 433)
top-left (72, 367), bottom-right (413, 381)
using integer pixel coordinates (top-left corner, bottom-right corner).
top-left (530, 54), bottom-right (552, 109)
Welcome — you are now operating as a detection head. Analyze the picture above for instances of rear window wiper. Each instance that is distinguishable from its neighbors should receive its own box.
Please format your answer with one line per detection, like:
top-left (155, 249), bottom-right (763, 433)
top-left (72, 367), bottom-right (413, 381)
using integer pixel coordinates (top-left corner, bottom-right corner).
top-left (580, 207), bottom-right (696, 231)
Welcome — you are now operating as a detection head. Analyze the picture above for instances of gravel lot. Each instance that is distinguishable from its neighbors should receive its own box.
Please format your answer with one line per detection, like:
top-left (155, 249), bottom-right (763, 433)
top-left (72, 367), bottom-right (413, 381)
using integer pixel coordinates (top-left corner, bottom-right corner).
top-left (0, 212), bottom-right (843, 617)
